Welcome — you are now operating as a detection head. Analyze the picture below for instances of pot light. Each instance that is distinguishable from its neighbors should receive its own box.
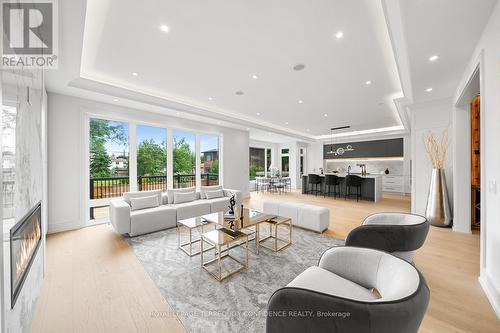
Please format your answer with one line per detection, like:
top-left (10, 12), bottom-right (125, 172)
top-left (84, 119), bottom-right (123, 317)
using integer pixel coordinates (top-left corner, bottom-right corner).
top-left (293, 63), bottom-right (306, 71)
top-left (429, 55), bottom-right (439, 62)
top-left (252, 74), bottom-right (258, 79)
top-left (159, 25), bottom-right (169, 33)
top-left (285, 122), bottom-right (289, 125)
top-left (335, 31), bottom-right (344, 39)
top-left (298, 100), bottom-right (304, 104)
top-left (113, 98), bottom-right (119, 102)
top-left (235, 90), bottom-right (244, 95)
top-left (426, 87), bottom-right (433, 92)
top-left (324, 113), bottom-right (328, 117)
top-left (208, 97), bottom-right (213, 101)
top-left (306, 128), bottom-right (310, 132)
top-left (131, 72), bottom-right (138, 76)
top-left (365, 80), bottom-right (372, 85)
top-left (256, 112), bottom-right (261, 116)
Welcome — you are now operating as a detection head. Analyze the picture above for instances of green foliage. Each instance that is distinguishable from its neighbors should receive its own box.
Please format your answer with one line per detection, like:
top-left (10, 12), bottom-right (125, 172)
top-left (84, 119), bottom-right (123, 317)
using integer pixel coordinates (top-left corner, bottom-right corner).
top-left (173, 137), bottom-right (195, 174)
top-left (137, 140), bottom-right (167, 176)
top-left (89, 119), bottom-right (126, 178)
top-left (90, 140), bottom-right (111, 178)
top-left (209, 159), bottom-right (219, 174)
top-left (249, 164), bottom-right (264, 180)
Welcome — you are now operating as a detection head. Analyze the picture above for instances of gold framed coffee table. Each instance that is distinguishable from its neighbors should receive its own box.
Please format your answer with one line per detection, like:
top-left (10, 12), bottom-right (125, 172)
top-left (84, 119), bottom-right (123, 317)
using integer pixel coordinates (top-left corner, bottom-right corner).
top-left (258, 216), bottom-right (292, 252)
top-left (200, 228), bottom-right (249, 281)
top-left (177, 216), bottom-right (216, 256)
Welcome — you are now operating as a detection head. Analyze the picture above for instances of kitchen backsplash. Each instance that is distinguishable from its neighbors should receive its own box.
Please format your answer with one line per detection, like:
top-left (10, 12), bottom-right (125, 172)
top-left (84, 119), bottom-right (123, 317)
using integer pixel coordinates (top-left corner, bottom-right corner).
top-left (325, 160), bottom-right (404, 175)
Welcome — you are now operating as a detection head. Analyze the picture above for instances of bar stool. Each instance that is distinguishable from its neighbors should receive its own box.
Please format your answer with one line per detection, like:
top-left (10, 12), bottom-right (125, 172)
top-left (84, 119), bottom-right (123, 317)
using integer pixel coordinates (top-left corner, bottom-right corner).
top-left (345, 175), bottom-right (363, 201)
top-left (324, 174), bottom-right (341, 199)
top-left (307, 174), bottom-right (322, 196)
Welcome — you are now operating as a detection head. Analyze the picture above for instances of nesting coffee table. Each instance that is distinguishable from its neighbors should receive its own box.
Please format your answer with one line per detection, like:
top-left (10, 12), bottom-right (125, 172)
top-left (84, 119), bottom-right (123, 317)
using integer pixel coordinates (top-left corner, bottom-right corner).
top-left (177, 216), bottom-right (216, 256)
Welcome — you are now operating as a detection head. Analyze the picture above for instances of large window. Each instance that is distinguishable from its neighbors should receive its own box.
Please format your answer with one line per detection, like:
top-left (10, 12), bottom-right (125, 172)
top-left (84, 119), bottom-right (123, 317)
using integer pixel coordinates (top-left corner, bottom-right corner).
top-left (89, 118), bottom-right (129, 220)
top-left (249, 147), bottom-right (265, 180)
top-left (266, 148), bottom-right (272, 173)
top-left (137, 125), bottom-right (167, 191)
top-left (200, 134), bottom-right (219, 186)
top-left (281, 148), bottom-right (290, 177)
top-left (173, 130), bottom-right (196, 188)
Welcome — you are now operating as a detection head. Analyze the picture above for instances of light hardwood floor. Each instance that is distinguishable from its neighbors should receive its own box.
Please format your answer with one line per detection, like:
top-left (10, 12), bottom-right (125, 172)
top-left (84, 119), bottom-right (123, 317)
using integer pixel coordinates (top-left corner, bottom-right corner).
top-left (33, 191), bottom-right (500, 333)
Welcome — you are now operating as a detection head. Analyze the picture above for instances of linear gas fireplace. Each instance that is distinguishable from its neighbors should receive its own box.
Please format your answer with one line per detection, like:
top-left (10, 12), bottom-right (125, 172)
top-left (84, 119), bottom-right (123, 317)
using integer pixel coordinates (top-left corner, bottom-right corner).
top-left (10, 202), bottom-right (42, 308)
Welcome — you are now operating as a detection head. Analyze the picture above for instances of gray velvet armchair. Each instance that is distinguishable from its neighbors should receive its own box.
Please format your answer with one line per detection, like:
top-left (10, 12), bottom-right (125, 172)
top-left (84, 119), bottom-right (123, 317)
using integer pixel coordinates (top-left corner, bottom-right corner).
top-left (345, 212), bottom-right (430, 262)
top-left (266, 247), bottom-right (430, 333)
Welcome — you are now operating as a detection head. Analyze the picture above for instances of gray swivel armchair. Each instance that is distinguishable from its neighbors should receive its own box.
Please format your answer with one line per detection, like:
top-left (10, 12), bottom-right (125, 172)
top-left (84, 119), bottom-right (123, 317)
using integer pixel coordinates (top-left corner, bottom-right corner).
top-left (345, 212), bottom-right (430, 262)
top-left (266, 246), bottom-right (430, 333)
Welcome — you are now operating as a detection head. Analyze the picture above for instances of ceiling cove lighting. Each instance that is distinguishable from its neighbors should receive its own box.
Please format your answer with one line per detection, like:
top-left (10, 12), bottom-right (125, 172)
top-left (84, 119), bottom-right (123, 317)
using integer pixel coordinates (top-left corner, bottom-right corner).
top-left (335, 31), bottom-right (344, 39)
top-left (159, 25), bottom-right (169, 33)
top-left (429, 55), bottom-right (439, 62)
top-left (426, 88), bottom-right (433, 92)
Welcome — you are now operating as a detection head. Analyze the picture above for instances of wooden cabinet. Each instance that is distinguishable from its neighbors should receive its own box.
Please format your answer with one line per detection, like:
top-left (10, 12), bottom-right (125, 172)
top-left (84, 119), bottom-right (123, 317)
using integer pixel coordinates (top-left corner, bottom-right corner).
top-left (471, 95), bottom-right (480, 230)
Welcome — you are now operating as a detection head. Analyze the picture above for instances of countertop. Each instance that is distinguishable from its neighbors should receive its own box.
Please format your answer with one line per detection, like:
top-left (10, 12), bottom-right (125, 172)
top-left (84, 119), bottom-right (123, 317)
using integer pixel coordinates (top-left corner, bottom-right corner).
top-left (303, 173), bottom-right (382, 179)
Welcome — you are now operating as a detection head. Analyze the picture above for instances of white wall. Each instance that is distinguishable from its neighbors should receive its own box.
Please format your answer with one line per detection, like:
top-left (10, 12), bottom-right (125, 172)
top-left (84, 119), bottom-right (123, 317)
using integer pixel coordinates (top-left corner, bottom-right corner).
top-left (47, 92), bottom-right (249, 233)
top-left (455, 1), bottom-right (500, 317)
top-left (409, 98), bottom-right (454, 216)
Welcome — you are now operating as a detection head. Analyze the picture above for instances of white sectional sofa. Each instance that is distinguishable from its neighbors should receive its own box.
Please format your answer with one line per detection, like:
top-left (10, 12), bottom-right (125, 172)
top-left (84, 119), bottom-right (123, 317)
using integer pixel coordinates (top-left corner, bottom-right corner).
top-left (110, 186), bottom-right (242, 236)
top-left (263, 201), bottom-right (330, 233)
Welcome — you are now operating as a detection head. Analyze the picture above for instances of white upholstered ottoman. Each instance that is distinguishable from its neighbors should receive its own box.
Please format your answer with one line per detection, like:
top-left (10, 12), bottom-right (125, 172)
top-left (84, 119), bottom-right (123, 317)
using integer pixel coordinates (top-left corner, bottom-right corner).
top-left (263, 201), bottom-right (330, 233)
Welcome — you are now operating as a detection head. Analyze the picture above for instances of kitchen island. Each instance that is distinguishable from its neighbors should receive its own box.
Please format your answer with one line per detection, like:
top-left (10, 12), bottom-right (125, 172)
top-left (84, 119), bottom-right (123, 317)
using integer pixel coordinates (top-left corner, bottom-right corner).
top-left (301, 173), bottom-right (383, 202)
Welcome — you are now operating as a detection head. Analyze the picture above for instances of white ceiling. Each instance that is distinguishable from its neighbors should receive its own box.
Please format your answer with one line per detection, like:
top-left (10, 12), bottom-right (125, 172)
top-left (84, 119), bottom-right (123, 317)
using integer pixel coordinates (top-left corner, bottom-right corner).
top-left (400, 0), bottom-right (497, 102)
top-left (45, 0), bottom-right (498, 143)
top-left (80, 0), bottom-right (404, 137)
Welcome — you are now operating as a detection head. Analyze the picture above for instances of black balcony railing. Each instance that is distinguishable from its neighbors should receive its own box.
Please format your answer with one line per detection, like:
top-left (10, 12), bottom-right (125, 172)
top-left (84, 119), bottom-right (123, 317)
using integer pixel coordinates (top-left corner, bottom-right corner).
top-left (89, 173), bottom-right (219, 200)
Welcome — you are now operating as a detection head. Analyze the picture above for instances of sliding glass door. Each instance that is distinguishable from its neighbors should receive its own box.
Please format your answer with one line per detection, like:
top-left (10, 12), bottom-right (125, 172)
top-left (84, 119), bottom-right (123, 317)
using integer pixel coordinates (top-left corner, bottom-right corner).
top-left (88, 118), bottom-right (129, 221)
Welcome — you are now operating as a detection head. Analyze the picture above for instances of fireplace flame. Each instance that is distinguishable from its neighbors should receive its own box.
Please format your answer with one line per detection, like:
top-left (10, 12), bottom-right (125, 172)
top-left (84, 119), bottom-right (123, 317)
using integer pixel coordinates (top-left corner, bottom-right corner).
top-left (15, 220), bottom-right (41, 283)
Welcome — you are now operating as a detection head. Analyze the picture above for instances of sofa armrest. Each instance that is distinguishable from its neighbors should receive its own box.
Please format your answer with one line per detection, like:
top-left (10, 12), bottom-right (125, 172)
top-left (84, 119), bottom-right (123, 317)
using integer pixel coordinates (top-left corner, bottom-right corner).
top-left (223, 189), bottom-right (242, 207)
top-left (109, 199), bottom-right (131, 234)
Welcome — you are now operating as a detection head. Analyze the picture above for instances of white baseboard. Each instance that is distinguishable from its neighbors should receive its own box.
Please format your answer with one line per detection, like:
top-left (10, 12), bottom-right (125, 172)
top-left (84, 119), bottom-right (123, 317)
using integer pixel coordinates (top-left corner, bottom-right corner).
top-left (479, 273), bottom-right (500, 320)
top-left (48, 220), bottom-right (85, 234)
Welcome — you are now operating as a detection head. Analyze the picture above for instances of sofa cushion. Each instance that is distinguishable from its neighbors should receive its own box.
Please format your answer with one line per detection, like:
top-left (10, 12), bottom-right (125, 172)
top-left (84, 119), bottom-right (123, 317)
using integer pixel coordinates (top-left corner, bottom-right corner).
top-left (288, 266), bottom-right (378, 302)
top-left (167, 187), bottom-right (197, 204)
top-left (205, 189), bottom-right (224, 199)
top-left (129, 195), bottom-right (159, 211)
top-left (123, 190), bottom-right (161, 206)
top-left (207, 197), bottom-right (230, 213)
top-left (200, 185), bottom-right (223, 199)
top-left (173, 191), bottom-right (196, 204)
top-left (172, 201), bottom-right (211, 220)
top-left (130, 205), bottom-right (177, 236)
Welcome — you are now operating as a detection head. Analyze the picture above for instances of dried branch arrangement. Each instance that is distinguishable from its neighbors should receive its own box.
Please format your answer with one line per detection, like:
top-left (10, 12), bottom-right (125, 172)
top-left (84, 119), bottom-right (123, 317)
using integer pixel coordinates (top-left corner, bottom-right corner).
top-left (423, 129), bottom-right (448, 169)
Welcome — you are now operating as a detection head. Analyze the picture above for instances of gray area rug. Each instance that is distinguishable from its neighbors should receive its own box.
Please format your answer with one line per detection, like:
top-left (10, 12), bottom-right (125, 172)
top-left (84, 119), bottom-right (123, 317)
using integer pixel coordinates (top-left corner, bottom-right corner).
top-left (127, 227), bottom-right (344, 333)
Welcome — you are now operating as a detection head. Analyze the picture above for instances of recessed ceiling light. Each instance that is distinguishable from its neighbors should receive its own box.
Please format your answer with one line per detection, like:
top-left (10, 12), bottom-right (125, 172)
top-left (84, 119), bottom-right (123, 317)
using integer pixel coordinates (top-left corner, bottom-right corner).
top-left (256, 112), bottom-right (261, 116)
top-left (159, 25), bottom-right (169, 33)
top-left (324, 113), bottom-right (328, 117)
top-left (285, 122), bottom-right (289, 125)
top-left (251, 74), bottom-right (258, 79)
top-left (208, 97), bottom-right (213, 101)
top-left (429, 55), bottom-right (439, 62)
top-left (365, 80), bottom-right (372, 85)
top-left (131, 72), bottom-right (138, 76)
top-left (335, 31), bottom-right (344, 39)
top-left (306, 128), bottom-right (310, 132)
top-left (235, 90), bottom-right (244, 95)
top-left (113, 98), bottom-right (119, 102)
top-left (293, 63), bottom-right (306, 71)
top-left (298, 100), bottom-right (304, 104)
top-left (426, 87), bottom-right (433, 92)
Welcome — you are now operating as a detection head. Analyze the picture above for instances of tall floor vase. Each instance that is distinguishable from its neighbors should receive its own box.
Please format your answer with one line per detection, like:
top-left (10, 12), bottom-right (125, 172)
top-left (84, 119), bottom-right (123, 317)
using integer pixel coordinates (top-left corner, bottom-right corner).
top-left (425, 168), bottom-right (452, 227)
